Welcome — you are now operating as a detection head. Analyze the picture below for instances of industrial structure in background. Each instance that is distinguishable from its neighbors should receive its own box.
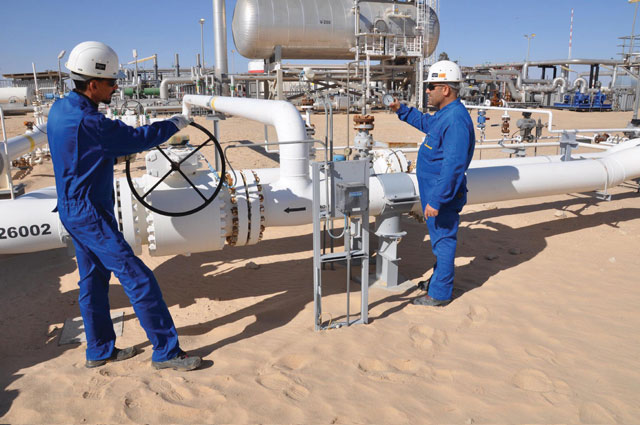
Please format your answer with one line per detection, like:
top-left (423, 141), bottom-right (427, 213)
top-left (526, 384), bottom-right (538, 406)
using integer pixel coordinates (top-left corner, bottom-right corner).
top-left (1, 0), bottom-right (640, 116)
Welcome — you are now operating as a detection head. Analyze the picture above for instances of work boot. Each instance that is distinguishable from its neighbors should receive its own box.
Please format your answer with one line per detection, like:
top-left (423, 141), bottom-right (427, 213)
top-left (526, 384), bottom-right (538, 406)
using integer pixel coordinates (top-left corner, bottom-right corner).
top-left (152, 351), bottom-right (202, 371)
top-left (412, 295), bottom-right (451, 307)
top-left (85, 346), bottom-right (137, 368)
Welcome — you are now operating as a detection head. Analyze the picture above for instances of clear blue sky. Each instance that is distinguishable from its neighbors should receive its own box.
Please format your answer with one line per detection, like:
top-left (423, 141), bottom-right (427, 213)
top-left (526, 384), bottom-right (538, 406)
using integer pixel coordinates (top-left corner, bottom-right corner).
top-left (0, 0), bottom-right (635, 77)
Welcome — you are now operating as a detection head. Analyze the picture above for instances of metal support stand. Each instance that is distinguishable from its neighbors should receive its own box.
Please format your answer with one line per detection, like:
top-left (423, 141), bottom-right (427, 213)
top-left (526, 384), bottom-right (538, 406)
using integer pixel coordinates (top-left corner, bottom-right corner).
top-left (312, 160), bottom-right (369, 330)
top-left (205, 112), bottom-right (226, 171)
top-left (559, 131), bottom-right (578, 161)
top-left (374, 214), bottom-right (406, 288)
top-left (370, 172), bottom-right (420, 289)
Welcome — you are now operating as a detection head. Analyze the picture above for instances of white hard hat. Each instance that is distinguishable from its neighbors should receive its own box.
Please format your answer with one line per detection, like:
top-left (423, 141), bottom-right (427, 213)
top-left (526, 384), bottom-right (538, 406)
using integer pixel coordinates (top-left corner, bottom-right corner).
top-left (66, 41), bottom-right (119, 80)
top-left (426, 60), bottom-right (463, 83)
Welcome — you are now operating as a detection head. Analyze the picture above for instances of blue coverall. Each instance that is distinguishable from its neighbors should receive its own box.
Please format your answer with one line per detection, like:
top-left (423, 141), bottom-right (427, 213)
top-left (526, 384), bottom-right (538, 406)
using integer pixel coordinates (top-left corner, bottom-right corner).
top-left (47, 91), bottom-right (182, 362)
top-left (396, 99), bottom-right (475, 301)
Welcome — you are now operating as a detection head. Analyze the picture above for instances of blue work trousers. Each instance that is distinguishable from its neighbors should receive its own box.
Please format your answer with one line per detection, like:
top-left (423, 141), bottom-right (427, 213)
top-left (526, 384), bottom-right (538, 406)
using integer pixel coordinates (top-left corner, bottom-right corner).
top-left (60, 201), bottom-right (180, 362)
top-left (418, 175), bottom-right (466, 301)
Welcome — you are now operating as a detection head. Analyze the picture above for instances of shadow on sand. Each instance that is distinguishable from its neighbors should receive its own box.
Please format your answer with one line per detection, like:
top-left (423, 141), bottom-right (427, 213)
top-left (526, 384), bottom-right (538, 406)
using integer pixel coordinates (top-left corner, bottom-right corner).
top-left (1, 189), bottom-right (638, 417)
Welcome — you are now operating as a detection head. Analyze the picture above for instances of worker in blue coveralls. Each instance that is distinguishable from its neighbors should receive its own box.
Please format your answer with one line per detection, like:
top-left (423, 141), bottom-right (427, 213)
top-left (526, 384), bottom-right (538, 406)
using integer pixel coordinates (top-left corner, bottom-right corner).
top-left (390, 60), bottom-right (475, 306)
top-left (47, 41), bottom-right (201, 370)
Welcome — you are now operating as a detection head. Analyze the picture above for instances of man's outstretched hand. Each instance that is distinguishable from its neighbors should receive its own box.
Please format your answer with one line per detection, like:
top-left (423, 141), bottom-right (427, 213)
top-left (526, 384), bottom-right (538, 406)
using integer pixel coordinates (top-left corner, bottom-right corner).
top-left (389, 98), bottom-right (401, 112)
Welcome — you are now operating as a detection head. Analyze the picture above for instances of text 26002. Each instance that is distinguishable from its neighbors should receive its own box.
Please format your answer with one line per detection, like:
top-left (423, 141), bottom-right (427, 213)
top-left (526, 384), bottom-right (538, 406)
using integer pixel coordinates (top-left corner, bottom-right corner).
top-left (0, 224), bottom-right (52, 239)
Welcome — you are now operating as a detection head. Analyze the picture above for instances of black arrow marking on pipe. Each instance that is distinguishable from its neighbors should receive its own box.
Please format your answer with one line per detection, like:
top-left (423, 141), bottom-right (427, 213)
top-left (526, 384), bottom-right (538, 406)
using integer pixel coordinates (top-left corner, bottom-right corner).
top-left (284, 207), bottom-right (306, 213)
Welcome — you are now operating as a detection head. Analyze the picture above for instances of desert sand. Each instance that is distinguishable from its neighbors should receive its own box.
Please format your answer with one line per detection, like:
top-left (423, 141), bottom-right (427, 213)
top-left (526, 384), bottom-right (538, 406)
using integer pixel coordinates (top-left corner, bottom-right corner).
top-left (1, 105), bottom-right (639, 423)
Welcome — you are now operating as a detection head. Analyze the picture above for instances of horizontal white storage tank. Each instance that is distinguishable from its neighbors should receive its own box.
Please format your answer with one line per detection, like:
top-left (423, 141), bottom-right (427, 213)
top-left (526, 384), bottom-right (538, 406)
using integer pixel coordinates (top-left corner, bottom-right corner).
top-left (232, 0), bottom-right (439, 60)
top-left (0, 87), bottom-right (33, 104)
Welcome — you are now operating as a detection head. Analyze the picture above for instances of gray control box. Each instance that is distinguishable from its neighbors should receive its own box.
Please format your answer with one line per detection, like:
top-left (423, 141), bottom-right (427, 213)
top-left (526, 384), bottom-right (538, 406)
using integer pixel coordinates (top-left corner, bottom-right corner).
top-left (336, 182), bottom-right (369, 215)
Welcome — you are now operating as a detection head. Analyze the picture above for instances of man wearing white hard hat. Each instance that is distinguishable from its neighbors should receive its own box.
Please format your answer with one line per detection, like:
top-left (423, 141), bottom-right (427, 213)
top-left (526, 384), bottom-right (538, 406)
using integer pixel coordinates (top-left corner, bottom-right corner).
top-left (47, 41), bottom-right (201, 370)
top-left (390, 60), bottom-right (475, 306)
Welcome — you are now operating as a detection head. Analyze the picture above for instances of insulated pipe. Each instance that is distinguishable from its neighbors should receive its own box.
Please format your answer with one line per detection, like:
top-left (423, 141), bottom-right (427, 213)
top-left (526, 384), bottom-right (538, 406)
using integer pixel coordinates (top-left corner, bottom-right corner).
top-left (571, 77), bottom-right (588, 94)
top-left (160, 77), bottom-right (195, 100)
top-left (505, 79), bottom-right (524, 101)
top-left (182, 95), bottom-right (309, 185)
top-left (2, 139), bottom-right (640, 256)
top-left (0, 187), bottom-right (67, 254)
top-left (0, 127), bottom-right (48, 175)
top-left (553, 76), bottom-right (567, 94)
top-left (213, 0), bottom-right (228, 77)
top-left (465, 144), bottom-right (640, 205)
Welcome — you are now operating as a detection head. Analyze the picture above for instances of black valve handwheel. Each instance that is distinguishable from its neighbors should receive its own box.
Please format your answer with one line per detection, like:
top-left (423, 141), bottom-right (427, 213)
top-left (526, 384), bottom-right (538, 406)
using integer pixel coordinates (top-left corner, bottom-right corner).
top-left (125, 121), bottom-right (226, 217)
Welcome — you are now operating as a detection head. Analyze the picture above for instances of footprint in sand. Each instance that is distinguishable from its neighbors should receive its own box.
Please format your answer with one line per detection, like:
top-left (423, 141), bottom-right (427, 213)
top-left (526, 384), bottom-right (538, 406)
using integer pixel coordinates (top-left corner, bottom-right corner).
top-left (357, 358), bottom-right (386, 373)
top-left (578, 401), bottom-right (618, 424)
top-left (432, 329), bottom-right (449, 347)
top-left (511, 369), bottom-right (554, 392)
top-left (123, 397), bottom-right (140, 408)
top-left (467, 305), bottom-right (489, 323)
top-left (358, 358), bottom-right (426, 383)
top-left (524, 345), bottom-right (558, 365)
top-left (274, 354), bottom-right (310, 371)
top-left (81, 376), bottom-right (109, 400)
top-left (389, 358), bottom-right (421, 373)
top-left (256, 372), bottom-right (309, 401)
top-left (148, 380), bottom-right (186, 404)
top-left (81, 390), bottom-right (103, 400)
top-left (409, 325), bottom-right (434, 350)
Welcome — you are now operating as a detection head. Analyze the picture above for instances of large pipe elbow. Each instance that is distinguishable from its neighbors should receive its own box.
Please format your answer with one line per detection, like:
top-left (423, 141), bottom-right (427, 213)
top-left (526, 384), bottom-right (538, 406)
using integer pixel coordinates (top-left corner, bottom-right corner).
top-left (552, 76), bottom-right (567, 94)
top-left (571, 77), bottom-right (588, 94)
top-left (160, 77), bottom-right (195, 100)
top-left (182, 95), bottom-right (309, 183)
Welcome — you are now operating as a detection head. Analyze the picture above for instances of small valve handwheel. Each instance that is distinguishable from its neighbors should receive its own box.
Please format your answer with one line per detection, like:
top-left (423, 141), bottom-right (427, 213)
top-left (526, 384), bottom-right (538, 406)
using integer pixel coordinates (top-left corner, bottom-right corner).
top-left (125, 121), bottom-right (226, 217)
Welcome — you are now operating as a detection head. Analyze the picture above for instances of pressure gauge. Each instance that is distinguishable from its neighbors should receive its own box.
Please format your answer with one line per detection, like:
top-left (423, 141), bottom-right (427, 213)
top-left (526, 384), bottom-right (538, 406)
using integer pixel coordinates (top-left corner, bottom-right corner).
top-left (382, 94), bottom-right (394, 107)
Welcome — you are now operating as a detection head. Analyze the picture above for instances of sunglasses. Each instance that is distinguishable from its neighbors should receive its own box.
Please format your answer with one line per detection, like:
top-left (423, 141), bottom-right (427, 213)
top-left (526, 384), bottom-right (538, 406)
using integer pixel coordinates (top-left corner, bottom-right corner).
top-left (426, 83), bottom-right (446, 91)
top-left (93, 78), bottom-right (118, 87)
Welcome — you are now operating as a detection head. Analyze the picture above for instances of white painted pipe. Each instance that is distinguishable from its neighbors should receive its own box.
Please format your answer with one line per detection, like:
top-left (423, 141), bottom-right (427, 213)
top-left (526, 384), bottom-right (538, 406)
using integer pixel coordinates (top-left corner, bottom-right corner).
top-left (469, 138), bottom-right (640, 168)
top-left (0, 127), bottom-right (48, 175)
top-left (0, 187), bottom-right (67, 254)
top-left (160, 77), bottom-right (196, 100)
top-left (183, 95), bottom-right (309, 185)
top-left (2, 96), bottom-right (640, 256)
top-left (466, 145), bottom-right (640, 204)
top-left (3, 139), bottom-right (640, 256)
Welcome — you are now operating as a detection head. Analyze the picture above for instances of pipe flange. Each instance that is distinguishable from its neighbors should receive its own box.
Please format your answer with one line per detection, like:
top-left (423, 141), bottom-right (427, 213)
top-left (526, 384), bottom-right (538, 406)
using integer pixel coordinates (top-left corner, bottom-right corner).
top-left (252, 170), bottom-right (266, 241)
top-left (226, 187), bottom-right (239, 246)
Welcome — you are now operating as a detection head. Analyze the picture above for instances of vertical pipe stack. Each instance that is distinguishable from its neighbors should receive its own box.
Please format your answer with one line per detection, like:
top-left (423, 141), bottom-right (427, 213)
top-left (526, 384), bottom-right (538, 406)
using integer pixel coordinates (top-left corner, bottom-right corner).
top-left (213, 0), bottom-right (228, 77)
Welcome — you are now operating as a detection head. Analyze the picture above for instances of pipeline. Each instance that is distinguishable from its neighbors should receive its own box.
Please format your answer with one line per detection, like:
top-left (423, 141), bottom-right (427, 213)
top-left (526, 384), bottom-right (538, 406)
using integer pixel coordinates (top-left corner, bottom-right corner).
top-left (0, 126), bottom-right (48, 176)
top-left (2, 97), bottom-right (640, 256)
top-left (160, 77), bottom-right (196, 100)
